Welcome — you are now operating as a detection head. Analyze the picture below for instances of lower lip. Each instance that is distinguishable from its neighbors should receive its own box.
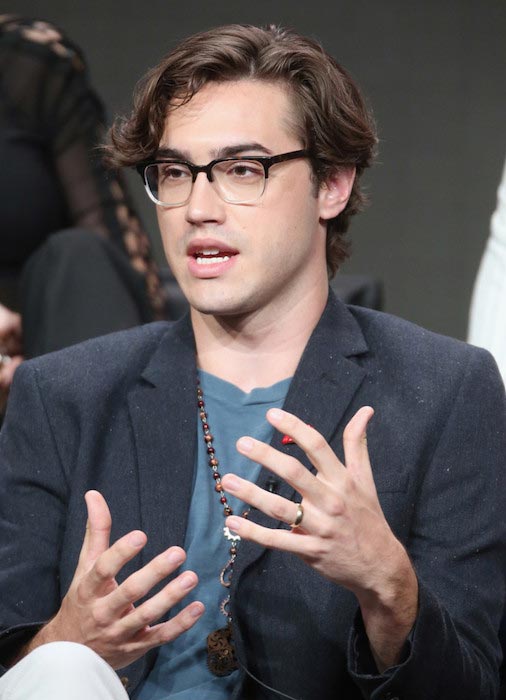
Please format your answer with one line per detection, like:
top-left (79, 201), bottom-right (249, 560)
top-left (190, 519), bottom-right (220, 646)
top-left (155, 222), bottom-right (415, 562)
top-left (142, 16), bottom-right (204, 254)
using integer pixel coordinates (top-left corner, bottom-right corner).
top-left (187, 254), bottom-right (238, 278)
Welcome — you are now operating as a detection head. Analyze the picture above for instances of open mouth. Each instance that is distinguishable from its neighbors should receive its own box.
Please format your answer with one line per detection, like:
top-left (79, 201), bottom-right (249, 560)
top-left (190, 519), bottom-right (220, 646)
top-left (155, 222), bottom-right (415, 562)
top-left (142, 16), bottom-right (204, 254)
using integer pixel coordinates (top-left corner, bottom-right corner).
top-left (194, 248), bottom-right (232, 265)
top-left (187, 240), bottom-right (239, 268)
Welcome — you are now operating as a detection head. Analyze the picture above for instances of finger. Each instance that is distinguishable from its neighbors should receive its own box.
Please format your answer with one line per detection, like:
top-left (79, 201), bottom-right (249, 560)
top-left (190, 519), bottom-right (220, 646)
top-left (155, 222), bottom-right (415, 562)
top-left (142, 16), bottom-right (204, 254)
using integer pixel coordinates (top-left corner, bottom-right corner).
top-left (80, 528), bottom-right (147, 598)
top-left (342, 406), bottom-right (375, 485)
top-left (235, 435), bottom-right (319, 498)
top-left (103, 546), bottom-right (187, 618)
top-left (78, 491), bottom-right (113, 569)
top-left (107, 601), bottom-right (205, 666)
top-left (253, 408), bottom-right (346, 483)
top-left (225, 515), bottom-right (316, 556)
top-left (118, 570), bottom-right (200, 635)
top-left (143, 601), bottom-right (205, 645)
top-left (221, 473), bottom-right (309, 527)
top-left (267, 408), bottom-right (347, 481)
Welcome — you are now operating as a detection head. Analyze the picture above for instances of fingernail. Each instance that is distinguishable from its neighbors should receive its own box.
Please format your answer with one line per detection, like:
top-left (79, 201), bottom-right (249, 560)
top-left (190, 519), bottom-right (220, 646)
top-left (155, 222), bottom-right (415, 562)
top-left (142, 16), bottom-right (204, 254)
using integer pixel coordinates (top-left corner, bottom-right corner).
top-left (237, 437), bottom-right (254, 452)
top-left (167, 549), bottom-right (185, 566)
top-left (268, 408), bottom-right (284, 422)
top-left (227, 516), bottom-right (242, 532)
top-left (222, 474), bottom-right (240, 491)
top-left (180, 572), bottom-right (196, 589)
top-left (129, 532), bottom-right (145, 547)
top-left (190, 603), bottom-right (204, 618)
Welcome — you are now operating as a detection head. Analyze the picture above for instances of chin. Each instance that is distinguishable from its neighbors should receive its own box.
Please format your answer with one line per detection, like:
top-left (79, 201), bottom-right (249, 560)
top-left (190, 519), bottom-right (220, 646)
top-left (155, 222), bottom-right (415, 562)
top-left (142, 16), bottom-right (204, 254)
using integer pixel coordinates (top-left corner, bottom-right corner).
top-left (192, 301), bottom-right (248, 317)
top-left (183, 281), bottom-right (248, 314)
top-left (189, 291), bottom-right (257, 319)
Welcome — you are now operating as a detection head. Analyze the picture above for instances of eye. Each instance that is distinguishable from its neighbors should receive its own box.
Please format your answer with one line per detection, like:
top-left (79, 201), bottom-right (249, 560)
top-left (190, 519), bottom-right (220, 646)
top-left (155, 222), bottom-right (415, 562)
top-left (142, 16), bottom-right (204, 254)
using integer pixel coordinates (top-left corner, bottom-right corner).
top-left (158, 163), bottom-right (191, 183)
top-left (224, 160), bottom-right (264, 179)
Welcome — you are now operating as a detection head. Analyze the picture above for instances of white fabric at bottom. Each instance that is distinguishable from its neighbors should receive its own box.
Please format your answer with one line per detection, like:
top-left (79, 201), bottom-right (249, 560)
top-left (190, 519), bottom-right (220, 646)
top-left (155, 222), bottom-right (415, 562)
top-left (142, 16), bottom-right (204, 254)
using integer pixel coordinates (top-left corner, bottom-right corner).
top-left (0, 642), bottom-right (129, 700)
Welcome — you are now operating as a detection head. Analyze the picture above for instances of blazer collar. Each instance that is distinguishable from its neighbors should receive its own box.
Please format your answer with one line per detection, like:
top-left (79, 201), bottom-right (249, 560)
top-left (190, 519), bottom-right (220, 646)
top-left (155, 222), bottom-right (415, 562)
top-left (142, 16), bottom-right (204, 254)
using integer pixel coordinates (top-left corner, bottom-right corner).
top-left (127, 314), bottom-right (197, 569)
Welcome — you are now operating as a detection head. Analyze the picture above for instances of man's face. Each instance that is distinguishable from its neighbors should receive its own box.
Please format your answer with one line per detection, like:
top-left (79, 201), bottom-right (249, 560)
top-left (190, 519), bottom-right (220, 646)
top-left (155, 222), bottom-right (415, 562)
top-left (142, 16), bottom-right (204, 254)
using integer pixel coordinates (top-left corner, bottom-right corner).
top-left (156, 80), bottom-right (348, 321)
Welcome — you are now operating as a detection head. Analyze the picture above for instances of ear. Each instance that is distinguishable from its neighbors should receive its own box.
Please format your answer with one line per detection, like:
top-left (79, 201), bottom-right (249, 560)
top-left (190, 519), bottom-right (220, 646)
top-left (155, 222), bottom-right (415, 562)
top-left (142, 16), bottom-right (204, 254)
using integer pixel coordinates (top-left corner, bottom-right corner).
top-left (318, 167), bottom-right (356, 221)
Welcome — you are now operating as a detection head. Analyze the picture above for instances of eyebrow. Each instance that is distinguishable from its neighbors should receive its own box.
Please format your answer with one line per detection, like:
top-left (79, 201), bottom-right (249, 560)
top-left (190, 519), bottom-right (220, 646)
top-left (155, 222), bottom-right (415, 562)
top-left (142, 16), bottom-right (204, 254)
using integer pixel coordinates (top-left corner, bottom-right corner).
top-left (155, 142), bottom-right (273, 161)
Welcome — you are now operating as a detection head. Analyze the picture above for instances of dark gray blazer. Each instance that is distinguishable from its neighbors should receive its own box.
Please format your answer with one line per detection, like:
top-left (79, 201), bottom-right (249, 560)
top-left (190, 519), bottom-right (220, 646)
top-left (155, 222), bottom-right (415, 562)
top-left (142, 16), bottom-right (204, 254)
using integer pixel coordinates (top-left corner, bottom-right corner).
top-left (1, 293), bottom-right (505, 700)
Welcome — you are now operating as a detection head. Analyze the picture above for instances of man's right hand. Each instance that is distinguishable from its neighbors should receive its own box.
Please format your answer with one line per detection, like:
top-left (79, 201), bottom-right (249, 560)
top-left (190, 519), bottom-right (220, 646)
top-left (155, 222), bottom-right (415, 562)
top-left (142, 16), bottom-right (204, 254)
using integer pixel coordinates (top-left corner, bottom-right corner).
top-left (21, 491), bottom-right (204, 669)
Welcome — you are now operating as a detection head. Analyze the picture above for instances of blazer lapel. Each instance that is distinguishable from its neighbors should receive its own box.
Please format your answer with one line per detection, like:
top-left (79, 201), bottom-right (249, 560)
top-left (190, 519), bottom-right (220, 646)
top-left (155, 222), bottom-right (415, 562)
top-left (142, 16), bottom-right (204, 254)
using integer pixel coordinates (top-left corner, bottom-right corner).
top-left (127, 316), bottom-right (197, 572)
top-left (234, 292), bottom-right (369, 576)
top-left (126, 293), bottom-right (369, 613)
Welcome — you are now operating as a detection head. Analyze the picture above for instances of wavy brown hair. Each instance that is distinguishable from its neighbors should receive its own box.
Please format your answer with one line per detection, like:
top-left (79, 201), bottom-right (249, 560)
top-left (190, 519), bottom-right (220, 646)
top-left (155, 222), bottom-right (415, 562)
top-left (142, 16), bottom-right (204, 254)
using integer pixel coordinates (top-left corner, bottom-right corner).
top-left (107, 24), bottom-right (377, 276)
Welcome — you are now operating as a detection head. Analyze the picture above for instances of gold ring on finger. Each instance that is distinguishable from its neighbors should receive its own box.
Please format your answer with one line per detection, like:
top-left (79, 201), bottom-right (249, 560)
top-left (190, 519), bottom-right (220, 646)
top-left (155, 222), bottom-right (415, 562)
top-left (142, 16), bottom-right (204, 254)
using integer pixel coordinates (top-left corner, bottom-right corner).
top-left (290, 503), bottom-right (304, 529)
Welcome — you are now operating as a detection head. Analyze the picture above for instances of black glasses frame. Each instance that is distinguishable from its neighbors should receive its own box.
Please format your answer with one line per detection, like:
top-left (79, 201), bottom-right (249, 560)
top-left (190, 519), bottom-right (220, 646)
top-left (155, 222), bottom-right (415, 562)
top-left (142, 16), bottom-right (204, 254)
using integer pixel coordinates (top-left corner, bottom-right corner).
top-left (136, 149), bottom-right (310, 184)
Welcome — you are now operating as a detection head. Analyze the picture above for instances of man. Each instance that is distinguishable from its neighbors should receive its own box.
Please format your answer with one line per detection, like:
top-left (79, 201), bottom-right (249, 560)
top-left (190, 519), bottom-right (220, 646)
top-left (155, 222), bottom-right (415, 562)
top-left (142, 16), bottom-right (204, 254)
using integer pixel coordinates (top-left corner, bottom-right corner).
top-left (0, 24), bottom-right (505, 700)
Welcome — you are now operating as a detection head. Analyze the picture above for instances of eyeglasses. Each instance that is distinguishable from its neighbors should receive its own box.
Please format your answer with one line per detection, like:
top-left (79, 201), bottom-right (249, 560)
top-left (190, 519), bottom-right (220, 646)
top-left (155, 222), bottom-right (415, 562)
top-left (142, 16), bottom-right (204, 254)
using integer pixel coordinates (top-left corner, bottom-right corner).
top-left (136, 149), bottom-right (310, 207)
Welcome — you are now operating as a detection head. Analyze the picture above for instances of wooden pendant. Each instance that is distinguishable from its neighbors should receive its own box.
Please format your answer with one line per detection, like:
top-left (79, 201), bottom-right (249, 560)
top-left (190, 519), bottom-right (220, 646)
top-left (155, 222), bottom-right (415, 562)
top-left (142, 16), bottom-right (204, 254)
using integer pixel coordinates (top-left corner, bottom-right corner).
top-left (207, 625), bottom-right (239, 677)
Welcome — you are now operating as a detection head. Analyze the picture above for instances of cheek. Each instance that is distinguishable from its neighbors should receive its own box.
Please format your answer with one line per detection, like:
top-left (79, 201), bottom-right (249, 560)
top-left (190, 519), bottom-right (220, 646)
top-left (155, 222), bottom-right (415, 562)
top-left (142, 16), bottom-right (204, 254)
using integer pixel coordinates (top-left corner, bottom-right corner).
top-left (156, 209), bottom-right (167, 241)
top-left (263, 192), bottom-right (320, 247)
top-left (157, 211), bottom-right (180, 259)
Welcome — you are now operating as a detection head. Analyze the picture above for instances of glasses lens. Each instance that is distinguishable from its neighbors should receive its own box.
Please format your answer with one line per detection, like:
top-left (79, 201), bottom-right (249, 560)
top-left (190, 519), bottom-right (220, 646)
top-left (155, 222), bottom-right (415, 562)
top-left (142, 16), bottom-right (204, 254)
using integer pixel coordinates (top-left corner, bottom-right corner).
top-left (144, 163), bottom-right (192, 206)
top-left (212, 160), bottom-right (265, 203)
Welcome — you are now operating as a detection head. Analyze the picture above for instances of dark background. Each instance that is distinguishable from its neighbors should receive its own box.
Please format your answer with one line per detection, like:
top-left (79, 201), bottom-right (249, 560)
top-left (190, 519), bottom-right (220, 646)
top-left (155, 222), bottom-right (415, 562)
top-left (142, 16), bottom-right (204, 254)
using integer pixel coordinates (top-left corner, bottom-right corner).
top-left (8, 0), bottom-right (506, 339)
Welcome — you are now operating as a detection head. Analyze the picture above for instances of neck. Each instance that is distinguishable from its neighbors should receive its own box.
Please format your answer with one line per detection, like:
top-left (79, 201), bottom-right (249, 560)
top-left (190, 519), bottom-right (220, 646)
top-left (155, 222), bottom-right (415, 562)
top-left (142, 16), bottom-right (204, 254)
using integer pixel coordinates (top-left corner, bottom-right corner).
top-left (192, 284), bottom-right (328, 393)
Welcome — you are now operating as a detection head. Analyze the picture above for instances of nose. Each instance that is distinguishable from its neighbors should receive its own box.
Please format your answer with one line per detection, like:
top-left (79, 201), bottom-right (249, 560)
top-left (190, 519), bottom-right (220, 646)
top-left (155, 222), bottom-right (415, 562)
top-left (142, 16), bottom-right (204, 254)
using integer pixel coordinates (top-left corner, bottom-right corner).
top-left (185, 171), bottom-right (225, 226)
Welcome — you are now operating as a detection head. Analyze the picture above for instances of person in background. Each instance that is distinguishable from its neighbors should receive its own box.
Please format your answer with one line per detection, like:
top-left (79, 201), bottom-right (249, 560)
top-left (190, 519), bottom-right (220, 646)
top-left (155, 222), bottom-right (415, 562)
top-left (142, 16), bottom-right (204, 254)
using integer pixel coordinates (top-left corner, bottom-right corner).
top-left (0, 16), bottom-right (167, 410)
top-left (468, 153), bottom-right (506, 698)
top-left (468, 154), bottom-right (506, 382)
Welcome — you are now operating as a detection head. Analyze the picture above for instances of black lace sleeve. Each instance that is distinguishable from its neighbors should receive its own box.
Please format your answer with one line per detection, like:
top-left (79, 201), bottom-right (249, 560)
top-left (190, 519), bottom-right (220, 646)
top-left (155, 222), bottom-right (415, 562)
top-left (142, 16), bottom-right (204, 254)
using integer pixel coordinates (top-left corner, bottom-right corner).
top-left (0, 16), bottom-right (166, 318)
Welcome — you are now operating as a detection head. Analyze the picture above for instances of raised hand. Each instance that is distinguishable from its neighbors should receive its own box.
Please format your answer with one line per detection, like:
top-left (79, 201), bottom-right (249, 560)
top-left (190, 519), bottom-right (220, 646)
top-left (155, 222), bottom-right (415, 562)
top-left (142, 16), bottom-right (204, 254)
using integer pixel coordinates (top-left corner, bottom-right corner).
top-left (30, 491), bottom-right (204, 669)
top-left (221, 407), bottom-right (418, 670)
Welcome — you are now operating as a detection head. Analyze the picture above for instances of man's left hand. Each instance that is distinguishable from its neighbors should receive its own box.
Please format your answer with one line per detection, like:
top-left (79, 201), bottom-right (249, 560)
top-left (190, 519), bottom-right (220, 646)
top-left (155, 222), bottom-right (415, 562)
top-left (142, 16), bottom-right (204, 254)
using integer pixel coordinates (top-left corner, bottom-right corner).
top-left (221, 407), bottom-right (418, 671)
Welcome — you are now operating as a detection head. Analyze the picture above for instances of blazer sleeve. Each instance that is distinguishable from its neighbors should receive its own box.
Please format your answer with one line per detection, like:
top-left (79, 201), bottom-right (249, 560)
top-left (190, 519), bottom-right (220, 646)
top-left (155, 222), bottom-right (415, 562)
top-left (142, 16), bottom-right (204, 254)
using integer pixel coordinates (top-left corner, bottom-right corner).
top-left (348, 346), bottom-right (506, 700)
top-left (0, 361), bottom-right (68, 672)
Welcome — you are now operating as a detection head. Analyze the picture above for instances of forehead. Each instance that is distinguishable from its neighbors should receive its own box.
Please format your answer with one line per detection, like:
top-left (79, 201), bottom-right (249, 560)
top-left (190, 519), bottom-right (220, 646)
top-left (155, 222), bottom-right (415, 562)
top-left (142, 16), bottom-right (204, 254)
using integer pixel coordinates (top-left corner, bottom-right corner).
top-left (159, 80), bottom-right (300, 155)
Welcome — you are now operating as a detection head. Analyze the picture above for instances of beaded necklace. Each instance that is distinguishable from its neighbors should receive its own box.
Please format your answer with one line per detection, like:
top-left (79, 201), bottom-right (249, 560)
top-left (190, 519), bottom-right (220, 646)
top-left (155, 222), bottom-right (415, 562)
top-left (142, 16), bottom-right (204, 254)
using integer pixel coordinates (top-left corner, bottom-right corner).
top-left (197, 379), bottom-right (247, 677)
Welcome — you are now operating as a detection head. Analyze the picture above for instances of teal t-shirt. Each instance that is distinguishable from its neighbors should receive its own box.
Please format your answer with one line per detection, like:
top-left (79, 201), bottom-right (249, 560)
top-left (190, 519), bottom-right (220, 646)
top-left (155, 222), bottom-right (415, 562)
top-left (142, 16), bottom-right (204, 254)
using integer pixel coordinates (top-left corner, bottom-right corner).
top-left (135, 371), bottom-right (291, 699)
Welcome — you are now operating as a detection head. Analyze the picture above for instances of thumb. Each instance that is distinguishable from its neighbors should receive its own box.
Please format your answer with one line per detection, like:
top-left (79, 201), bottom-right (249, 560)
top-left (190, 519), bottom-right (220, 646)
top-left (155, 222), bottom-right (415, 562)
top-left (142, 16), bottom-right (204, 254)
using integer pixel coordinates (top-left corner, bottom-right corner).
top-left (77, 490), bottom-right (112, 571)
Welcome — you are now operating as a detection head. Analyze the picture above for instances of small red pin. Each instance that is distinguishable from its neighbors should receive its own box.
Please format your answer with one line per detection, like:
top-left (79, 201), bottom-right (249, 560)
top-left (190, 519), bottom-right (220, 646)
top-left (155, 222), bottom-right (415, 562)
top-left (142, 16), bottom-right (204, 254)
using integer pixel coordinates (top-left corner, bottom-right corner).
top-left (281, 425), bottom-right (312, 445)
